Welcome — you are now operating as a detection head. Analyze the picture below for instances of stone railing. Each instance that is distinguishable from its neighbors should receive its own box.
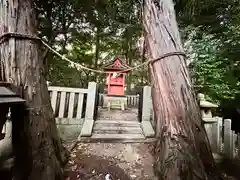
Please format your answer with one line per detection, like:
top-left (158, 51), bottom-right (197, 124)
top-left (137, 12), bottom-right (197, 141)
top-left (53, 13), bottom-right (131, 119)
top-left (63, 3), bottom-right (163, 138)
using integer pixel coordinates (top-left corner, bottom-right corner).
top-left (142, 88), bottom-right (240, 160)
top-left (99, 93), bottom-right (139, 108)
top-left (48, 82), bottom-right (98, 140)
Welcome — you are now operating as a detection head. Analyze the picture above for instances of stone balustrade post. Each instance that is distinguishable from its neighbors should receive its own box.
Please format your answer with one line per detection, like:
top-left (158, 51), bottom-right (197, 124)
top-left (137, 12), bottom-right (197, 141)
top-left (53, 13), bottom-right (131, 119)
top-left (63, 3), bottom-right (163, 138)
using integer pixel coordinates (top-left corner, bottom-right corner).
top-left (141, 86), bottom-right (155, 138)
top-left (80, 82), bottom-right (98, 137)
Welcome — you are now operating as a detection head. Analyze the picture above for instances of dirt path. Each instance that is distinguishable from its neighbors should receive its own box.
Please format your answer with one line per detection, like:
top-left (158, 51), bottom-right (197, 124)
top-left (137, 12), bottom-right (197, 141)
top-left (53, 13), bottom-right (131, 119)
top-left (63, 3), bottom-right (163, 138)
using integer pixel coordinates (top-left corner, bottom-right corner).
top-left (65, 142), bottom-right (157, 180)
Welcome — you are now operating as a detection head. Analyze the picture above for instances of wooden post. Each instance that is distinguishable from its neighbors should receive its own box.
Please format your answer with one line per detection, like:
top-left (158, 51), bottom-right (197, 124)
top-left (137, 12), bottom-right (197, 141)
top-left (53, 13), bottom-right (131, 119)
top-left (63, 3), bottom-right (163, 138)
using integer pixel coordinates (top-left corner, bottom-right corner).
top-left (232, 131), bottom-right (236, 158)
top-left (202, 117), bottom-right (218, 151)
top-left (224, 119), bottom-right (234, 159)
top-left (107, 73), bottom-right (110, 95)
top-left (219, 119), bottom-right (223, 153)
top-left (123, 73), bottom-right (126, 96)
top-left (141, 86), bottom-right (155, 137)
top-left (80, 82), bottom-right (97, 137)
top-left (237, 133), bottom-right (240, 159)
top-left (211, 117), bottom-right (221, 153)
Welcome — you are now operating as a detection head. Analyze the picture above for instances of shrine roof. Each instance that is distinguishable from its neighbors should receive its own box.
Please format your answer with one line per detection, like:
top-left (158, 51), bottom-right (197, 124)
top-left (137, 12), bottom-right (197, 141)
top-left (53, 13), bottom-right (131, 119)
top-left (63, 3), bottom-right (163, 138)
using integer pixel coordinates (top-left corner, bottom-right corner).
top-left (103, 57), bottom-right (130, 72)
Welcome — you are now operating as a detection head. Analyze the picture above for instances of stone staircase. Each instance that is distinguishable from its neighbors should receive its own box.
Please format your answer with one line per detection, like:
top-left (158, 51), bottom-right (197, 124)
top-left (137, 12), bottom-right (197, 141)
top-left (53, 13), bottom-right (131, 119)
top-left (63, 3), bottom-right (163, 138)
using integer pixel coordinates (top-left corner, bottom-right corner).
top-left (79, 108), bottom-right (155, 143)
top-left (90, 120), bottom-right (145, 141)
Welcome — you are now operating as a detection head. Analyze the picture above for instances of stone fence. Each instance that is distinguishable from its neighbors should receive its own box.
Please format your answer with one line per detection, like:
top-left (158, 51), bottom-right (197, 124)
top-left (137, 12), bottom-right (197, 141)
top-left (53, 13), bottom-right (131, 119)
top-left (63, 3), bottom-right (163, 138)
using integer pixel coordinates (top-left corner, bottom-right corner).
top-left (197, 94), bottom-right (240, 160)
top-left (141, 87), bottom-right (240, 160)
top-left (204, 117), bottom-right (240, 160)
top-left (98, 93), bottom-right (139, 108)
top-left (48, 81), bottom-right (238, 157)
top-left (47, 82), bottom-right (98, 141)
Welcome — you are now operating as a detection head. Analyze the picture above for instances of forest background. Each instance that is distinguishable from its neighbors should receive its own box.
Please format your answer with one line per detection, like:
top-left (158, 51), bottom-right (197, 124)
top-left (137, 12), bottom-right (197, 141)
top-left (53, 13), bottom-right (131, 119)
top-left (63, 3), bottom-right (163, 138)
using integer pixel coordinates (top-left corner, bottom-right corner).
top-left (36, 0), bottom-right (240, 112)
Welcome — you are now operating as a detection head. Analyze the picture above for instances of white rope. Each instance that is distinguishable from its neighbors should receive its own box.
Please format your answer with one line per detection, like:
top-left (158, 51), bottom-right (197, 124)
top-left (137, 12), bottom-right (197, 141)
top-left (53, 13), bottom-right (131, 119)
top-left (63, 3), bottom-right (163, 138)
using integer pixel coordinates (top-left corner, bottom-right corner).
top-left (42, 40), bottom-right (186, 74)
top-left (41, 40), bottom-right (107, 74)
top-left (41, 40), bottom-right (152, 74)
top-left (0, 32), bottom-right (186, 74)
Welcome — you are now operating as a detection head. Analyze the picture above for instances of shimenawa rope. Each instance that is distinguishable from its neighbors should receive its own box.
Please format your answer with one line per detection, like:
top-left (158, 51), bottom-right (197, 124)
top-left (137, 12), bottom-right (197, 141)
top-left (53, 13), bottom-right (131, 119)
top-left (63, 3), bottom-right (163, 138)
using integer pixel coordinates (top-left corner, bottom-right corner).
top-left (0, 32), bottom-right (186, 74)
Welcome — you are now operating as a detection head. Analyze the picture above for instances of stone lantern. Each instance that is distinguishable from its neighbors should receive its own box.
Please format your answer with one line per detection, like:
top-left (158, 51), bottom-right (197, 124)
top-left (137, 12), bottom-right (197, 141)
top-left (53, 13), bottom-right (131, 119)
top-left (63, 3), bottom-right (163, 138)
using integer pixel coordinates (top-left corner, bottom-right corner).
top-left (0, 81), bottom-right (25, 170)
top-left (0, 82), bottom-right (25, 136)
top-left (0, 82), bottom-right (25, 104)
top-left (198, 93), bottom-right (218, 150)
top-left (198, 93), bottom-right (218, 119)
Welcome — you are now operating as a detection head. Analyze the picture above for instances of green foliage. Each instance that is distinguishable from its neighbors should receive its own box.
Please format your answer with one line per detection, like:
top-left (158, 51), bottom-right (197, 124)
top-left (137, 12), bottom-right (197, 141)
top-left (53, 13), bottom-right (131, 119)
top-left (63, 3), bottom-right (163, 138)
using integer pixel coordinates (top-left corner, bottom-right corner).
top-left (178, 0), bottom-right (240, 104)
top-left (184, 26), bottom-right (240, 104)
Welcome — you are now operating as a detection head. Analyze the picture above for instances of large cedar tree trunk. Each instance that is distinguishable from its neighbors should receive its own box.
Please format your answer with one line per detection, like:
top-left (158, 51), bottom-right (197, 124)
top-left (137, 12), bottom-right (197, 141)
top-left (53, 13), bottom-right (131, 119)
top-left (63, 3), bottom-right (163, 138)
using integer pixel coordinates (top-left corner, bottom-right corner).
top-left (0, 1), bottom-right (68, 179)
top-left (143, 0), bottom-right (220, 179)
top-left (94, 27), bottom-right (100, 82)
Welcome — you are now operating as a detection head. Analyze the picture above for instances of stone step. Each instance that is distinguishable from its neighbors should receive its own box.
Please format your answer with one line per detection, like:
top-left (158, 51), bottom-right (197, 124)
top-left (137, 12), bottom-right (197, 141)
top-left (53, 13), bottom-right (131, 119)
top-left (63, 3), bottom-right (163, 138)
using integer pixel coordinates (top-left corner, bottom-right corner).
top-left (93, 126), bottom-right (143, 134)
top-left (94, 122), bottom-right (141, 129)
top-left (109, 104), bottom-right (122, 107)
top-left (97, 118), bottom-right (139, 121)
top-left (90, 133), bottom-right (145, 141)
top-left (79, 136), bottom-right (157, 143)
top-left (93, 130), bottom-right (143, 134)
top-left (95, 120), bottom-right (141, 125)
top-left (93, 125), bottom-right (142, 131)
top-left (95, 123), bottom-right (140, 127)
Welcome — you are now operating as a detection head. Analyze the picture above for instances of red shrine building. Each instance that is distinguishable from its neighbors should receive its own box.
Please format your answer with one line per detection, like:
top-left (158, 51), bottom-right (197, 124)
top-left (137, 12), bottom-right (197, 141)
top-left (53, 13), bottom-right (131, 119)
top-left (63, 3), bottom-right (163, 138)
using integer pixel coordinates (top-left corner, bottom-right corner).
top-left (102, 57), bottom-right (130, 110)
top-left (103, 57), bottom-right (130, 96)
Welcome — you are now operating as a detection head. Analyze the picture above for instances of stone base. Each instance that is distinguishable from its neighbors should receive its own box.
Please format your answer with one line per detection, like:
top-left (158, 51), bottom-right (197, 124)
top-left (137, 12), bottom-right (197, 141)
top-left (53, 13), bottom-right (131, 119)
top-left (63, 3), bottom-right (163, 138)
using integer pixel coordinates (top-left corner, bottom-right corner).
top-left (56, 118), bottom-right (84, 141)
top-left (103, 95), bottom-right (127, 110)
top-left (80, 119), bottom-right (94, 137)
top-left (141, 121), bottom-right (155, 138)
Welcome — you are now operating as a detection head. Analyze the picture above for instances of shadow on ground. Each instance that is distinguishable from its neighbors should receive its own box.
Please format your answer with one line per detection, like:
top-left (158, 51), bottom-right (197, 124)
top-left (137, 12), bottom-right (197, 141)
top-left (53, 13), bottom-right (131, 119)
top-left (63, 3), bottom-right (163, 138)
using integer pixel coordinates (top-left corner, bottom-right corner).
top-left (217, 158), bottom-right (240, 180)
top-left (65, 154), bottom-right (131, 180)
top-left (64, 142), bottom-right (156, 180)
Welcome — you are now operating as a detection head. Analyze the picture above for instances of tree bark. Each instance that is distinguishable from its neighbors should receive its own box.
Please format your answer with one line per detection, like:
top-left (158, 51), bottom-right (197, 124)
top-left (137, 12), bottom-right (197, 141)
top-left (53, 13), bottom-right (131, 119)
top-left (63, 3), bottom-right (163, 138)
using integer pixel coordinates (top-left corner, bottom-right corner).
top-left (126, 39), bottom-right (133, 92)
top-left (94, 27), bottom-right (100, 82)
top-left (141, 37), bottom-right (146, 85)
top-left (143, 0), bottom-right (220, 179)
top-left (0, 1), bottom-right (68, 179)
top-left (95, 27), bottom-right (100, 69)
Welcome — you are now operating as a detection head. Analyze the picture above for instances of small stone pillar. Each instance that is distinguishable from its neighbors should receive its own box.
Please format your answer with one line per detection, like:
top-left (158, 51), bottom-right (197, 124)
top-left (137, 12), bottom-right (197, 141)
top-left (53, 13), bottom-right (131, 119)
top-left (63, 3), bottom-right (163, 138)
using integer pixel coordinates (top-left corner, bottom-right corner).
top-left (141, 86), bottom-right (155, 138)
top-left (198, 93), bottom-right (218, 151)
top-left (80, 82), bottom-right (98, 137)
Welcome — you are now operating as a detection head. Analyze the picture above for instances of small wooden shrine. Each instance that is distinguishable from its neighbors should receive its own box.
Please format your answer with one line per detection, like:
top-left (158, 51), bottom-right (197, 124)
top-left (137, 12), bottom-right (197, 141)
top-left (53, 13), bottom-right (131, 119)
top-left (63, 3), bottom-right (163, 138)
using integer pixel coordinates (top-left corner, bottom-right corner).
top-left (103, 57), bottom-right (130, 96)
top-left (102, 58), bottom-right (130, 110)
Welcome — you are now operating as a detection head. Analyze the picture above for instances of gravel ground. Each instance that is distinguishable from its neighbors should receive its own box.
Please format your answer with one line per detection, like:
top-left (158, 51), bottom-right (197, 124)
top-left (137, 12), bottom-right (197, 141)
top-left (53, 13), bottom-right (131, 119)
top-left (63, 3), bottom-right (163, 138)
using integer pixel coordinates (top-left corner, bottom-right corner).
top-left (64, 141), bottom-right (240, 180)
top-left (64, 142), bottom-right (157, 180)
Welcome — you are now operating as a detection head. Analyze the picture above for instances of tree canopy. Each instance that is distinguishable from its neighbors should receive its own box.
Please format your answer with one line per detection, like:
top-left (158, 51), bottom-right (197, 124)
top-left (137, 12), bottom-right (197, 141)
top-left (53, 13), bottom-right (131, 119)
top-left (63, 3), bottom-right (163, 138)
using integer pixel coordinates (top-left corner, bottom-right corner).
top-left (35, 0), bottom-right (240, 105)
top-left (35, 0), bottom-right (147, 92)
top-left (181, 0), bottom-right (240, 106)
